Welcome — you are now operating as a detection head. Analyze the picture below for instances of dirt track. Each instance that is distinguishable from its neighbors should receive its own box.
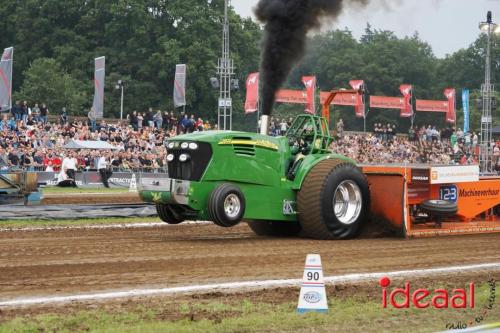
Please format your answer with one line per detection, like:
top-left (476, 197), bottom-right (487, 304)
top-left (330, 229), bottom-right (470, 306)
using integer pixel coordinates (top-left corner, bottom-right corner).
top-left (0, 222), bottom-right (499, 302)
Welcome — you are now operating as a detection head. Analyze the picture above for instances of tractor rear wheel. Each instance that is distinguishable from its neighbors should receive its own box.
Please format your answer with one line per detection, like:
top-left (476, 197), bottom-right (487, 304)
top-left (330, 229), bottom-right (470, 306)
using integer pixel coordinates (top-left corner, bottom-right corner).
top-left (156, 204), bottom-right (184, 224)
top-left (209, 183), bottom-right (246, 227)
top-left (247, 220), bottom-right (301, 237)
top-left (297, 159), bottom-right (370, 240)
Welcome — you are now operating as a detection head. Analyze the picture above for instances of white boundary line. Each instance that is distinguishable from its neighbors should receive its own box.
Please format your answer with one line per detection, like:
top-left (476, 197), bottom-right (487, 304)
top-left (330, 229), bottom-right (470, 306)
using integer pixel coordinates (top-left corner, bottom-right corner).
top-left (1, 262), bottom-right (498, 307)
top-left (0, 221), bottom-right (211, 232)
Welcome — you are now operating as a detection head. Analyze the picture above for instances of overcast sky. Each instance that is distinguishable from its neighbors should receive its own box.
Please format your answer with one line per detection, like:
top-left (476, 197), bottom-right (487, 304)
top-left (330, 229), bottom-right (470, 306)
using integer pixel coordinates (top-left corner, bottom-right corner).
top-left (232, 0), bottom-right (500, 58)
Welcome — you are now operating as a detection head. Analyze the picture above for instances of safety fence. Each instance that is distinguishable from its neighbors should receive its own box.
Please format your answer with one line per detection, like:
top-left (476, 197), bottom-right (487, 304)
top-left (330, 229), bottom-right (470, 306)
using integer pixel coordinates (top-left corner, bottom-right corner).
top-left (37, 171), bottom-right (167, 188)
top-left (3, 166), bottom-right (168, 174)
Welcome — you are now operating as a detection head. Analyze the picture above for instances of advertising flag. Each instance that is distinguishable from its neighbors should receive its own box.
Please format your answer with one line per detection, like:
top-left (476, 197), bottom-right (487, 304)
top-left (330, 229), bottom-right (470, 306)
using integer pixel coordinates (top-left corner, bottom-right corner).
top-left (462, 89), bottom-right (469, 132)
top-left (302, 76), bottom-right (316, 114)
top-left (244, 72), bottom-right (259, 113)
top-left (319, 91), bottom-right (358, 106)
top-left (173, 64), bottom-right (187, 108)
top-left (399, 84), bottom-right (413, 117)
top-left (415, 99), bottom-right (449, 112)
top-left (92, 56), bottom-right (105, 119)
top-left (0, 47), bottom-right (13, 112)
top-left (370, 96), bottom-right (405, 109)
top-left (444, 88), bottom-right (456, 123)
top-left (275, 89), bottom-right (307, 104)
top-left (349, 80), bottom-right (365, 118)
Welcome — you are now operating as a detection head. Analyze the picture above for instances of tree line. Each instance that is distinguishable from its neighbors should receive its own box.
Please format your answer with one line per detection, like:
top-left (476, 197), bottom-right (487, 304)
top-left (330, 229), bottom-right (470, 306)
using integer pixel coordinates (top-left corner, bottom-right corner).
top-left (1, 1), bottom-right (498, 132)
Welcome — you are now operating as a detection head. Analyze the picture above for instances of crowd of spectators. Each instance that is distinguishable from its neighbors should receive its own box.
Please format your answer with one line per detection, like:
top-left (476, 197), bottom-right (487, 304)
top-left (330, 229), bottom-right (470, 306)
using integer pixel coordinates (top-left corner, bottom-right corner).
top-left (1, 101), bottom-right (499, 175)
top-left (332, 122), bottom-right (500, 171)
top-left (0, 102), bottom-right (212, 174)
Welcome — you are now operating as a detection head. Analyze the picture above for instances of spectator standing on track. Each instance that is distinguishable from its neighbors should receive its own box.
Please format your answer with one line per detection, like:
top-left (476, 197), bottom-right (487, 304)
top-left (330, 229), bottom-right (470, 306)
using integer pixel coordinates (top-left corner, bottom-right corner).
top-left (88, 107), bottom-right (97, 132)
top-left (146, 108), bottom-right (154, 128)
top-left (60, 107), bottom-right (68, 125)
top-left (21, 101), bottom-right (30, 123)
top-left (0, 147), bottom-right (9, 171)
top-left (40, 103), bottom-right (49, 123)
top-left (336, 118), bottom-right (344, 139)
top-left (62, 151), bottom-right (78, 183)
top-left (154, 110), bottom-right (163, 129)
top-left (31, 103), bottom-right (40, 122)
top-left (11, 101), bottom-right (20, 121)
top-left (97, 151), bottom-right (112, 188)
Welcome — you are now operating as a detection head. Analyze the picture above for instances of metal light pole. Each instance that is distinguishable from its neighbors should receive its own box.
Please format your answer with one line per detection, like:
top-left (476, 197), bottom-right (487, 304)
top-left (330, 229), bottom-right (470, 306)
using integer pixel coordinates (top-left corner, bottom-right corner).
top-left (478, 11), bottom-right (500, 173)
top-left (216, 0), bottom-right (234, 131)
top-left (115, 80), bottom-right (125, 121)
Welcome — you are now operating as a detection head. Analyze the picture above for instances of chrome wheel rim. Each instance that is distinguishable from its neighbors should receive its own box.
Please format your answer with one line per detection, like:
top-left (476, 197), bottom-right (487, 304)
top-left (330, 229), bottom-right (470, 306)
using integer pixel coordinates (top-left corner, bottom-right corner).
top-left (224, 194), bottom-right (241, 218)
top-left (333, 180), bottom-right (362, 225)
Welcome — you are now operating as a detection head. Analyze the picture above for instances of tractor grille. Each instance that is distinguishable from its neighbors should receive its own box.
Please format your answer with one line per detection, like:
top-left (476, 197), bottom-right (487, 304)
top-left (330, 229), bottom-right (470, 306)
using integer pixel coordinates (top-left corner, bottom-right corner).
top-left (167, 142), bottom-right (212, 181)
top-left (233, 144), bottom-right (255, 156)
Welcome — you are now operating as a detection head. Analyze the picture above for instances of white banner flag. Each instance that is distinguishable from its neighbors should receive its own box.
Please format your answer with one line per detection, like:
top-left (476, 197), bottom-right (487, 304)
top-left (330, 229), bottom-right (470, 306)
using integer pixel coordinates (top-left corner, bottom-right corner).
top-left (0, 47), bottom-right (14, 112)
top-left (92, 56), bottom-right (105, 118)
top-left (173, 64), bottom-right (186, 108)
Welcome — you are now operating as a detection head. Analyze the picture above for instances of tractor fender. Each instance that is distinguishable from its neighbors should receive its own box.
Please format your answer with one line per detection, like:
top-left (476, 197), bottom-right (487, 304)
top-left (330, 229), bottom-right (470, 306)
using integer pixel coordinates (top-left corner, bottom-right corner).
top-left (291, 153), bottom-right (356, 190)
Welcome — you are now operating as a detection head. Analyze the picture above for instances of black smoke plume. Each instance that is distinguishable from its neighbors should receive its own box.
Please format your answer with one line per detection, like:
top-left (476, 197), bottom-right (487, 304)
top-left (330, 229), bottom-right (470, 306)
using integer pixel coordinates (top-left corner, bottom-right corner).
top-left (255, 0), bottom-right (368, 115)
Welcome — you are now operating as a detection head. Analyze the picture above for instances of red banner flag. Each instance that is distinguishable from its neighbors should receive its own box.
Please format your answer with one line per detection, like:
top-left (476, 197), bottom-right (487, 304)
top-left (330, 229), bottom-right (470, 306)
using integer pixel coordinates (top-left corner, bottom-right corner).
top-left (370, 96), bottom-right (405, 109)
top-left (275, 89), bottom-right (307, 104)
top-left (302, 76), bottom-right (316, 114)
top-left (244, 72), bottom-right (259, 113)
top-left (350, 80), bottom-right (365, 118)
top-left (399, 84), bottom-right (413, 117)
top-left (444, 88), bottom-right (456, 123)
top-left (415, 99), bottom-right (448, 112)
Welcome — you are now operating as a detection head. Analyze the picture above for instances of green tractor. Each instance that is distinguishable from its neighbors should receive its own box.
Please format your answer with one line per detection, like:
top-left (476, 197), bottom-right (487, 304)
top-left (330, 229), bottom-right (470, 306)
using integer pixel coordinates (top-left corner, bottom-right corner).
top-left (139, 110), bottom-right (370, 240)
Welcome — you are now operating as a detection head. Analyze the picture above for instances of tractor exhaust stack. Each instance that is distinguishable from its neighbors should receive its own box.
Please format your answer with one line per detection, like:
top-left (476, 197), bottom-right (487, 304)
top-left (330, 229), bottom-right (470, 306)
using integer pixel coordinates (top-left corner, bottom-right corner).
top-left (260, 115), bottom-right (270, 135)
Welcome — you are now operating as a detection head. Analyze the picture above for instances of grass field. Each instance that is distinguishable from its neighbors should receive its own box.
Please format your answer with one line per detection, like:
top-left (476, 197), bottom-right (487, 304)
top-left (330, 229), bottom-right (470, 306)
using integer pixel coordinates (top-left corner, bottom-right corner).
top-left (0, 283), bottom-right (497, 333)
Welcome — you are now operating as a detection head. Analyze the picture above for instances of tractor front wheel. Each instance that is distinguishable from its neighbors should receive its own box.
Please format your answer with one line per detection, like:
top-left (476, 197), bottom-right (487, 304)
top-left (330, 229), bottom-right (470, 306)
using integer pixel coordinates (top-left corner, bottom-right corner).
top-left (247, 220), bottom-right (301, 237)
top-left (209, 183), bottom-right (246, 227)
top-left (297, 159), bottom-right (370, 240)
top-left (156, 204), bottom-right (185, 224)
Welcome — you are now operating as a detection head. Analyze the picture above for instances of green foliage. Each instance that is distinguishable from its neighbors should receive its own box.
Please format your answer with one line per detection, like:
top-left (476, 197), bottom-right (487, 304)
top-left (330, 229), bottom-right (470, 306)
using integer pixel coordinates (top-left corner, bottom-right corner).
top-left (1, 0), bottom-right (262, 119)
top-left (15, 58), bottom-right (88, 115)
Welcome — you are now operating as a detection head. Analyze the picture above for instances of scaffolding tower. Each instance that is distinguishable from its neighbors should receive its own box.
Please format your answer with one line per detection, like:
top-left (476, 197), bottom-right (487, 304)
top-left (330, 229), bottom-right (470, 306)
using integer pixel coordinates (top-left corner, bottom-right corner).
top-left (479, 11), bottom-right (498, 174)
top-left (216, 0), bottom-right (234, 131)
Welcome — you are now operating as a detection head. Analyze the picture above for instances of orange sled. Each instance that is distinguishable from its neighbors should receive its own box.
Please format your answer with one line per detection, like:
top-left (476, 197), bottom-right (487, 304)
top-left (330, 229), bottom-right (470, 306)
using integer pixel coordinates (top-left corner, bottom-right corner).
top-left (362, 164), bottom-right (500, 238)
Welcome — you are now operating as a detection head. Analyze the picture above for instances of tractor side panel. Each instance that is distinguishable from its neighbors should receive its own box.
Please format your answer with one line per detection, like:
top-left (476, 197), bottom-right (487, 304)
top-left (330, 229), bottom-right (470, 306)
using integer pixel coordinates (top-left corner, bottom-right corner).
top-left (202, 144), bottom-right (287, 187)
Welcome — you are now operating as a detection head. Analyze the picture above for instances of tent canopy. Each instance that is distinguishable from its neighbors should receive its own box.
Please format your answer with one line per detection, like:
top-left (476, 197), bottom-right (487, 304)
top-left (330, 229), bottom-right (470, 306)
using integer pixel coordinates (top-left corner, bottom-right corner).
top-left (492, 125), bottom-right (500, 136)
top-left (63, 140), bottom-right (119, 150)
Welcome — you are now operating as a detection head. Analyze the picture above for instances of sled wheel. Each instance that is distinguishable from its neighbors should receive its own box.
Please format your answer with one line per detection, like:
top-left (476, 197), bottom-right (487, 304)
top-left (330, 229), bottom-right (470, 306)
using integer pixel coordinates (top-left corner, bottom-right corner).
top-left (209, 183), bottom-right (245, 227)
top-left (420, 200), bottom-right (458, 217)
top-left (247, 220), bottom-right (301, 237)
top-left (297, 159), bottom-right (370, 240)
top-left (156, 204), bottom-right (184, 224)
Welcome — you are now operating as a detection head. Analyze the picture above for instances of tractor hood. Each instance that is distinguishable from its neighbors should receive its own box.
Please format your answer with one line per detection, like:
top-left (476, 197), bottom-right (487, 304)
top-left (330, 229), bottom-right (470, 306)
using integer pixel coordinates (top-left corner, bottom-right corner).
top-left (168, 130), bottom-right (283, 147)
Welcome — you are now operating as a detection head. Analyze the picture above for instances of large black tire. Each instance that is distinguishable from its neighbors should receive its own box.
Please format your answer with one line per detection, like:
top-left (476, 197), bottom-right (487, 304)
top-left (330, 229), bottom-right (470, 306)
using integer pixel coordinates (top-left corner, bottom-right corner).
top-left (208, 183), bottom-right (245, 227)
top-left (297, 159), bottom-right (370, 240)
top-left (420, 200), bottom-right (457, 217)
top-left (247, 220), bottom-right (301, 237)
top-left (156, 204), bottom-right (184, 224)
